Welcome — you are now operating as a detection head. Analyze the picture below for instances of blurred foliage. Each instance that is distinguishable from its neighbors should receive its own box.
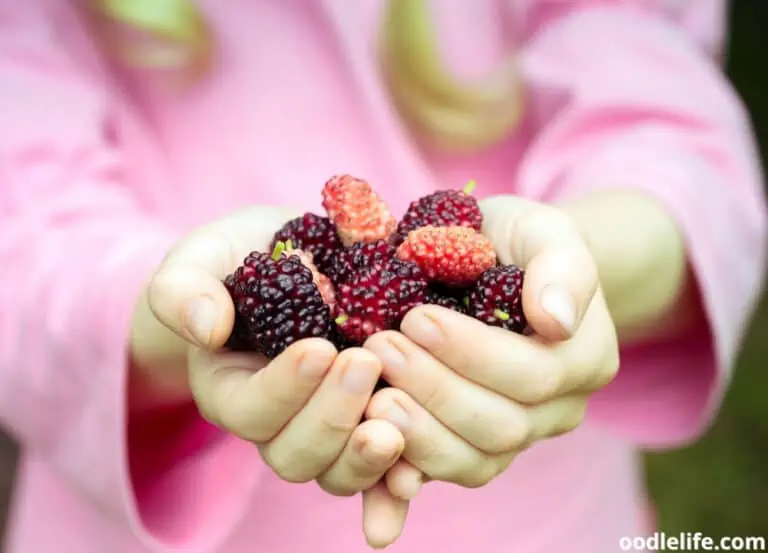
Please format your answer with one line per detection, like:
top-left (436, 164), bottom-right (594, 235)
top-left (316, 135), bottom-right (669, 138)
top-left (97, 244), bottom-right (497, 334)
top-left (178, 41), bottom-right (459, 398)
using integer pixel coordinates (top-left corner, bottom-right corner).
top-left (644, 0), bottom-right (768, 542)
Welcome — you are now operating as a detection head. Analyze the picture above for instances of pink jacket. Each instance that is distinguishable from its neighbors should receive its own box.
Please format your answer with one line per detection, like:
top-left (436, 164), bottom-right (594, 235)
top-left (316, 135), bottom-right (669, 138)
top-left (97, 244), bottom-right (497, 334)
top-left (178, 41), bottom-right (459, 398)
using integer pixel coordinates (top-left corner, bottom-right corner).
top-left (0, 1), bottom-right (765, 552)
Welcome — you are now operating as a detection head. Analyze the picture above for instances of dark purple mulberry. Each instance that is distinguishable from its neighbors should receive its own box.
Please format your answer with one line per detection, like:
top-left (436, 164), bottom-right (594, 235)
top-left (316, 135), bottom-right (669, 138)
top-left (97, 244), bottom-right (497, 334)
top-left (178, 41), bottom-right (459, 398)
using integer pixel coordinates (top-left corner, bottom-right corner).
top-left (326, 239), bottom-right (396, 284)
top-left (394, 182), bottom-right (483, 244)
top-left (224, 246), bottom-right (333, 358)
top-left (270, 213), bottom-right (342, 273)
top-left (466, 265), bottom-right (527, 333)
top-left (334, 258), bottom-right (428, 346)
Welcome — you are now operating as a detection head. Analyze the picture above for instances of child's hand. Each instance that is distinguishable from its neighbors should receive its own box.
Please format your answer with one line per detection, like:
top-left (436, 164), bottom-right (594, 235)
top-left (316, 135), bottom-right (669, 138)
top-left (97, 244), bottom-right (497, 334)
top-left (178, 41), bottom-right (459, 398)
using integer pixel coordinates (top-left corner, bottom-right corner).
top-left (364, 197), bottom-right (620, 494)
top-left (133, 206), bottom-right (405, 499)
top-left (187, 343), bottom-right (403, 495)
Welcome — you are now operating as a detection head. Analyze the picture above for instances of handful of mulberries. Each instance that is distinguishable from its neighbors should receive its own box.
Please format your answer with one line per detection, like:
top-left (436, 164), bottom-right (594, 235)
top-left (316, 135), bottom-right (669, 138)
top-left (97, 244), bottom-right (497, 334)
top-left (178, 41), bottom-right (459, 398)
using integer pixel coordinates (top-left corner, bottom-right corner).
top-left (223, 174), bottom-right (527, 359)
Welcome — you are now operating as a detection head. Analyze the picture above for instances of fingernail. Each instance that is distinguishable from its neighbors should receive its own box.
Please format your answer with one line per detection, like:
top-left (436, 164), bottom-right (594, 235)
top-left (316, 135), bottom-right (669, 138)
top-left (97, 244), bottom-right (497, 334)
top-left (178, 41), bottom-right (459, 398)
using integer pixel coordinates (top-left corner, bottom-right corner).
top-left (539, 285), bottom-right (575, 335)
top-left (403, 312), bottom-right (443, 347)
top-left (367, 339), bottom-right (406, 374)
top-left (186, 297), bottom-right (216, 346)
top-left (380, 403), bottom-right (410, 430)
top-left (341, 360), bottom-right (376, 395)
top-left (298, 352), bottom-right (330, 379)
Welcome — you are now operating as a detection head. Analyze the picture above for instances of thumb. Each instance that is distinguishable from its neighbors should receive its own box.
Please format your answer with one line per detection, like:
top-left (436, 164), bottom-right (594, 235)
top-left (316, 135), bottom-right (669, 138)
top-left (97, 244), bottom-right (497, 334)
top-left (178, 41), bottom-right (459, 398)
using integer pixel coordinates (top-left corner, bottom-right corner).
top-left (481, 196), bottom-right (599, 340)
top-left (148, 232), bottom-right (237, 350)
top-left (147, 206), bottom-right (300, 349)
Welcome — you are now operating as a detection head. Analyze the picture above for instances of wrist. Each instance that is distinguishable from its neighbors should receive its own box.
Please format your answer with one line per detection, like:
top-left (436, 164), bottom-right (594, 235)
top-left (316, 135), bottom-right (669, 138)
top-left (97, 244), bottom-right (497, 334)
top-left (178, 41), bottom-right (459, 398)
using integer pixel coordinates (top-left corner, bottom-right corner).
top-left (556, 189), bottom-right (696, 342)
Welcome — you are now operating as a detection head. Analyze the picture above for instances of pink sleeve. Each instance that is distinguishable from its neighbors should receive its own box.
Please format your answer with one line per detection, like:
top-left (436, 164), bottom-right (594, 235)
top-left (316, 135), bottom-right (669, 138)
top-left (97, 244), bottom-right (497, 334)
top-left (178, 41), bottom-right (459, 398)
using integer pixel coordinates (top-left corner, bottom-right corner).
top-left (514, 2), bottom-right (767, 448)
top-left (0, 6), bottom-right (258, 551)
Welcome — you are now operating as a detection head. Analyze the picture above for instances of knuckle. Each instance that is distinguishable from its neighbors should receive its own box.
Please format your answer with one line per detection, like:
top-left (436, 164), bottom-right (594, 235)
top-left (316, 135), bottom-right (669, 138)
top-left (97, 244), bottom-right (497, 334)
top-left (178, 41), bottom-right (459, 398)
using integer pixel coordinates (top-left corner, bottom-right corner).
top-left (264, 381), bottom-right (304, 412)
top-left (263, 448), bottom-right (316, 484)
top-left (275, 465), bottom-right (314, 484)
top-left (352, 448), bottom-right (391, 475)
top-left (215, 393), bottom-right (271, 443)
top-left (554, 403), bottom-right (586, 436)
top-left (594, 364), bottom-right (618, 391)
top-left (196, 402), bottom-right (220, 427)
top-left (513, 208), bottom-right (545, 237)
top-left (523, 367), bottom-right (563, 404)
top-left (419, 378), bottom-right (448, 416)
top-left (220, 412), bottom-right (267, 443)
top-left (316, 476), bottom-right (357, 497)
top-left (317, 415), bottom-right (359, 438)
top-left (455, 459), bottom-right (498, 489)
top-left (425, 464), bottom-right (458, 486)
top-left (567, 348), bottom-right (598, 393)
top-left (509, 213), bottom-right (534, 259)
top-left (319, 456), bottom-right (385, 496)
top-left (488, 415), bottom-right (531, 454)
top-left (407, 435), bottom-right (442, 469)
top-left (588, 346), bottom-right (620, 392)
top-left (367, 330), bottom-right (398, 348)
top-left (515, 206), bottom-right (573, 242)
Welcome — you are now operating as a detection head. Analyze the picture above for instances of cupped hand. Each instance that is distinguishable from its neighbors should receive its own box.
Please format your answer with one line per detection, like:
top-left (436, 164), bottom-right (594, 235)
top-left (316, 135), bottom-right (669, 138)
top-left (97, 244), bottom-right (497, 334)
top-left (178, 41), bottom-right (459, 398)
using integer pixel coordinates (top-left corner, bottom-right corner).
top-left (135, 206), bottom-right (409, 546)
top-left (365, 196), bottom-right (620, 496)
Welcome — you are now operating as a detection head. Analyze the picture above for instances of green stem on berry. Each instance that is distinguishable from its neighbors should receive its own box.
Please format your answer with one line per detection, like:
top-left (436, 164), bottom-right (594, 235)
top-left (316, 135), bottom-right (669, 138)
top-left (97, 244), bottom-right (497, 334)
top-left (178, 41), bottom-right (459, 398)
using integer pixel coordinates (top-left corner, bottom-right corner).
top-left (463, 296), bottom-right (470, 307)
top-left (463, 180), bottom-right (477, 195)
top-left (494, 308), bottom-right (510, 321)
top-left (285, 239), bottom-right (294, 251)
top-left (271, 241), bottom-right (287, 260)
top-left (335, 314), bottom-right (349, 325)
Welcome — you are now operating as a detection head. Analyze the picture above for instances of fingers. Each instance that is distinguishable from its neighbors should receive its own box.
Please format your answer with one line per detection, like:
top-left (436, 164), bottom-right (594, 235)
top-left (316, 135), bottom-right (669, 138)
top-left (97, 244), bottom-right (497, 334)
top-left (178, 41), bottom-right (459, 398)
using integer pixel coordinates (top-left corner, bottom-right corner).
top-left (527, 394), bottom-right (588, 441)
top-left (317, 419), bottom-right (404, 496)
top-left (385, 460), bottom-right (424, 500)
top-left (397, 303), bottom-right (617, 401)
top-left (149, 258), bottom-right (236, 349)
top-left (188, 338), bottom-right (336, 441)
top-left (362, 482), bottom-right (410, 549)
top-left (367, 388), bottom-right (503, 488)
top-left (397, 306), bottom-right (564, 403)
top-left (368, 389), bottom-right (586, 488)
top-left (365, 330), bottom-right (530, 453)
top-left (260, 348), bottom-right (383, 483)
top-left (148, 207), bottom-right (296, 349)
top-left (522, 237), bottom-right (598, 340)
top-left (480, 197), bottom-right (599, 340)
top-left (549, 291), bottom-right (620, 393)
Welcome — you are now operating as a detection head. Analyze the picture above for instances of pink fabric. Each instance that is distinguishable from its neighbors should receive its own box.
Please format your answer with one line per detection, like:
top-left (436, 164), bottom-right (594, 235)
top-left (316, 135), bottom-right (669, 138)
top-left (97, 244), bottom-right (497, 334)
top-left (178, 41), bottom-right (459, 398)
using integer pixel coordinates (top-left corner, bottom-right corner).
top-left (0, 1), bottom-right (765, 552)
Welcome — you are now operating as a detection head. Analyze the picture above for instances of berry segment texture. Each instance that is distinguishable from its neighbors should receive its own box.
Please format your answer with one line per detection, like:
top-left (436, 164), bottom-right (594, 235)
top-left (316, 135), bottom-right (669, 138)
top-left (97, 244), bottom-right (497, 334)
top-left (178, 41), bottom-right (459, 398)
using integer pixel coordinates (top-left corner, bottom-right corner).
top-left (396, 226), bottom-right (497, 287)
top-left (396, 182), bottom-right (483, 243)
top-left (270, 213), bottom-right (342, 273)
top-left (321, 174), bottom-right (397, 247)
top-left (224, 246), bottom-right (333, 358)
top-left (466, 265), bottom-right (527, 333)
top-left (334, 257), bottom-right (428, 345)
top-left (326, 239), bottom-right (396, 284)
top-left (280, 242), bottom-right (337, 308)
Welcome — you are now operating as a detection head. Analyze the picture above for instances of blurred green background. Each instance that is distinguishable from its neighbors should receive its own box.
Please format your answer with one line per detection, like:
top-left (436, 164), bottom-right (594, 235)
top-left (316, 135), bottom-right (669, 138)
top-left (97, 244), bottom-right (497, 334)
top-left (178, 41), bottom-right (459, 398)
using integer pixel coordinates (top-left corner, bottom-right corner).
top-left (0, 1), bottom-right (766, 548)
top-left (644, 1), bottom-right (768, 539)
